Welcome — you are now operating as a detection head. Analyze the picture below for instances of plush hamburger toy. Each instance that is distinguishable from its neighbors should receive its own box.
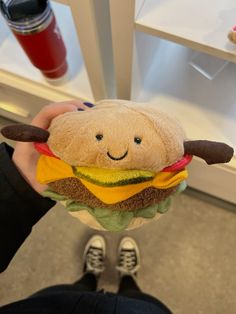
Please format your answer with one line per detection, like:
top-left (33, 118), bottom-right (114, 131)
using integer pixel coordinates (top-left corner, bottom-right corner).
top-left (1, 100), bottom-right (234, 231)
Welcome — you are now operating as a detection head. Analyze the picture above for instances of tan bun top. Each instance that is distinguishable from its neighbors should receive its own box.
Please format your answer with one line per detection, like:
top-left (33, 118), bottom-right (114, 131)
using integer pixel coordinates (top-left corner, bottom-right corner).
top-left (47, 99), bottom-right (186, 172)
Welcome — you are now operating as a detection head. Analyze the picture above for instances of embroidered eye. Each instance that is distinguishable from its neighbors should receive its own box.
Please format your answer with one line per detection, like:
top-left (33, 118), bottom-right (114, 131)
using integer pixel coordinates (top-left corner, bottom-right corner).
top-left (134, 137), bottom-right (142, 144)
top-left (96, 134), bottom-right (103, 141)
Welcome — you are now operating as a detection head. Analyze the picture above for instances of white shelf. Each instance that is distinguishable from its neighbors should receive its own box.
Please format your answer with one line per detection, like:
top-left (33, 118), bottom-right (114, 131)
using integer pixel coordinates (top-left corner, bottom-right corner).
top-left (0, 2), bottom-right (93, 102)
top-left (135, 0), bottom-right (236, 63)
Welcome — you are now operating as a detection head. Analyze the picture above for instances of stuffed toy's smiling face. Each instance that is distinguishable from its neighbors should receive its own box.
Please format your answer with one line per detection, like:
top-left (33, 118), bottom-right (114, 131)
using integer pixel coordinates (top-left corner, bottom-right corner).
top-left (47, 100), bottom-right (186, 172)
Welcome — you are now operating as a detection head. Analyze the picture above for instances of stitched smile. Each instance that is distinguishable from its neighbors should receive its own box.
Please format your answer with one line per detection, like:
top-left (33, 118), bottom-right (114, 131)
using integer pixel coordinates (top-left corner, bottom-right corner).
top-left (107, 151), bottom-right (128, 161)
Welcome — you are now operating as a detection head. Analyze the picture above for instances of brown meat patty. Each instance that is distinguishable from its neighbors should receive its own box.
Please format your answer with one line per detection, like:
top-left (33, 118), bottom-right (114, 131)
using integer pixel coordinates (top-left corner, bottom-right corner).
top-left (49, 177), bottom-right (176, 211)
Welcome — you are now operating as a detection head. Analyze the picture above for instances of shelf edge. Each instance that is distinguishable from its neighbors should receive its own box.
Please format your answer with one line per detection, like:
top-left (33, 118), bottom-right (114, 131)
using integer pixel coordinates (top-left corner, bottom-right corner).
top-left (0, 70), bottom-right (90, 102)
top-left (135, 23), bottom-right (236, 64)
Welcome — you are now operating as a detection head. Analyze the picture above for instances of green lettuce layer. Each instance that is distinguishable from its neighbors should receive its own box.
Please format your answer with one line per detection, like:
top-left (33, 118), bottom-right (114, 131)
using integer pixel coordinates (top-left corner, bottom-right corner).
top-left (43, 181), bottom-right (187, 232)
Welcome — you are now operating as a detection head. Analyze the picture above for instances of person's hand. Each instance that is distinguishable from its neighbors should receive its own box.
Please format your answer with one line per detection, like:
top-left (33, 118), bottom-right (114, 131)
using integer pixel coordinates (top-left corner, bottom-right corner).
top-left (12, 100), bottom-right (90, 194)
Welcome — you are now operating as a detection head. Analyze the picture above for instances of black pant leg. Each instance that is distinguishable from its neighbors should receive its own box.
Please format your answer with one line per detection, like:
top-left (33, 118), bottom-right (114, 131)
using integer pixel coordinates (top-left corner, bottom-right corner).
top-left (118, 275), bottom-right (141, 293)
top-left (73, 272), bottom-right (97, 291)
top-left (30, 273), bottom-right (97, 298)
top-left (118, 275), bottom-right (173, 314)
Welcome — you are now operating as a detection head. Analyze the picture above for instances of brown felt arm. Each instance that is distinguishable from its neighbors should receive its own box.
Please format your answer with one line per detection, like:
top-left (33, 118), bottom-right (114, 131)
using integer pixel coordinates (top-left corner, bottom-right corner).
top-left (184, 140), bottom-right (234, 164)
top-left (1, 124), bottom-right (49, 142)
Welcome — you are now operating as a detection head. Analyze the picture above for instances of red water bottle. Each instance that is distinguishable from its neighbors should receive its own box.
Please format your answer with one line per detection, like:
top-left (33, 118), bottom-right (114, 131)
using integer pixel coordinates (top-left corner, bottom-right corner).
top-left (0, 0), bottom-right (68, 80)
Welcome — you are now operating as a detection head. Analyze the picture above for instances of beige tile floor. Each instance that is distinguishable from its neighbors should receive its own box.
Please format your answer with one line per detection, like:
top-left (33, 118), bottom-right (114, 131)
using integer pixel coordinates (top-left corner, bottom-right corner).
top-left (0, 189), bottom-right (236, 314)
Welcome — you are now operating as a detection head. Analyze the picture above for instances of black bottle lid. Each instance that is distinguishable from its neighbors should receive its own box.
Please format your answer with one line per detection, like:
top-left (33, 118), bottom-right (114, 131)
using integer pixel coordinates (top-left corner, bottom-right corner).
top-left (0, 0), bottom-right (47, 21)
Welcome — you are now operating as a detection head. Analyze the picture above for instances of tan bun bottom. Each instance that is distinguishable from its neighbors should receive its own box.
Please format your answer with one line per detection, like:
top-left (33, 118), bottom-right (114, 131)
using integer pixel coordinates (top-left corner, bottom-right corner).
top-left (68, 210), bottom-right (162, 231)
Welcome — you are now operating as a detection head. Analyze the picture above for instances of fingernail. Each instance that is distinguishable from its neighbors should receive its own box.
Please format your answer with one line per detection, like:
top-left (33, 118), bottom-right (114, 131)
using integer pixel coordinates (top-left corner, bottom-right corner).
top-left (84, 102), bottom-right (95, 108)
top-left (77, 108), bottom-right (84, 111)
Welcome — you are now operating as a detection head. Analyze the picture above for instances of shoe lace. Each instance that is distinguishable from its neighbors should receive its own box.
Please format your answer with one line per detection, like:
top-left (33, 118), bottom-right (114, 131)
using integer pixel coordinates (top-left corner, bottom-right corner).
top-left (116, 249), bottom-right (140, 275)
top-left (86, 247), bottom-right (104, 274)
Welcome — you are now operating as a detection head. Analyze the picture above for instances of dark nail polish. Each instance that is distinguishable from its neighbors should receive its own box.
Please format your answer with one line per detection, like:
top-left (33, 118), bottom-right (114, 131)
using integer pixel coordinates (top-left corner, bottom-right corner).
top-left (84, 102), bottom-right (95, 108)
top-left (77, 108), bottom-right (84, 111)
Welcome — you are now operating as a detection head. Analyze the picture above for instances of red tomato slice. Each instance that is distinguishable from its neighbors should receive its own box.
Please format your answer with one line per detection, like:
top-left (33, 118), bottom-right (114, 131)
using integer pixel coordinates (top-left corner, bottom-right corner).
top-left (162, 155), bottom-right (192, 172)
top-left (34, 143), bottom-right (60, 159)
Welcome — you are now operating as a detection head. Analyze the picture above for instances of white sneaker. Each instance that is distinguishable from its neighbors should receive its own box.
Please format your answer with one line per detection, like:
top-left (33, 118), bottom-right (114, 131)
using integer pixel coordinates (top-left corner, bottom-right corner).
top-left (116, 237), bottom-right (140, 278)
top-left (83, 235), bottom-right (106, 277)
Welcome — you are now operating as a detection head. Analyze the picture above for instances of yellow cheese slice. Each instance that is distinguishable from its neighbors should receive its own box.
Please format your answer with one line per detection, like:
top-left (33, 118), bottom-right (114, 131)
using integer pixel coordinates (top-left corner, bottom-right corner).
top-left (37, 155), bottom-right (188, 204)
top-left (37, 155), bottom-right (76, 184)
